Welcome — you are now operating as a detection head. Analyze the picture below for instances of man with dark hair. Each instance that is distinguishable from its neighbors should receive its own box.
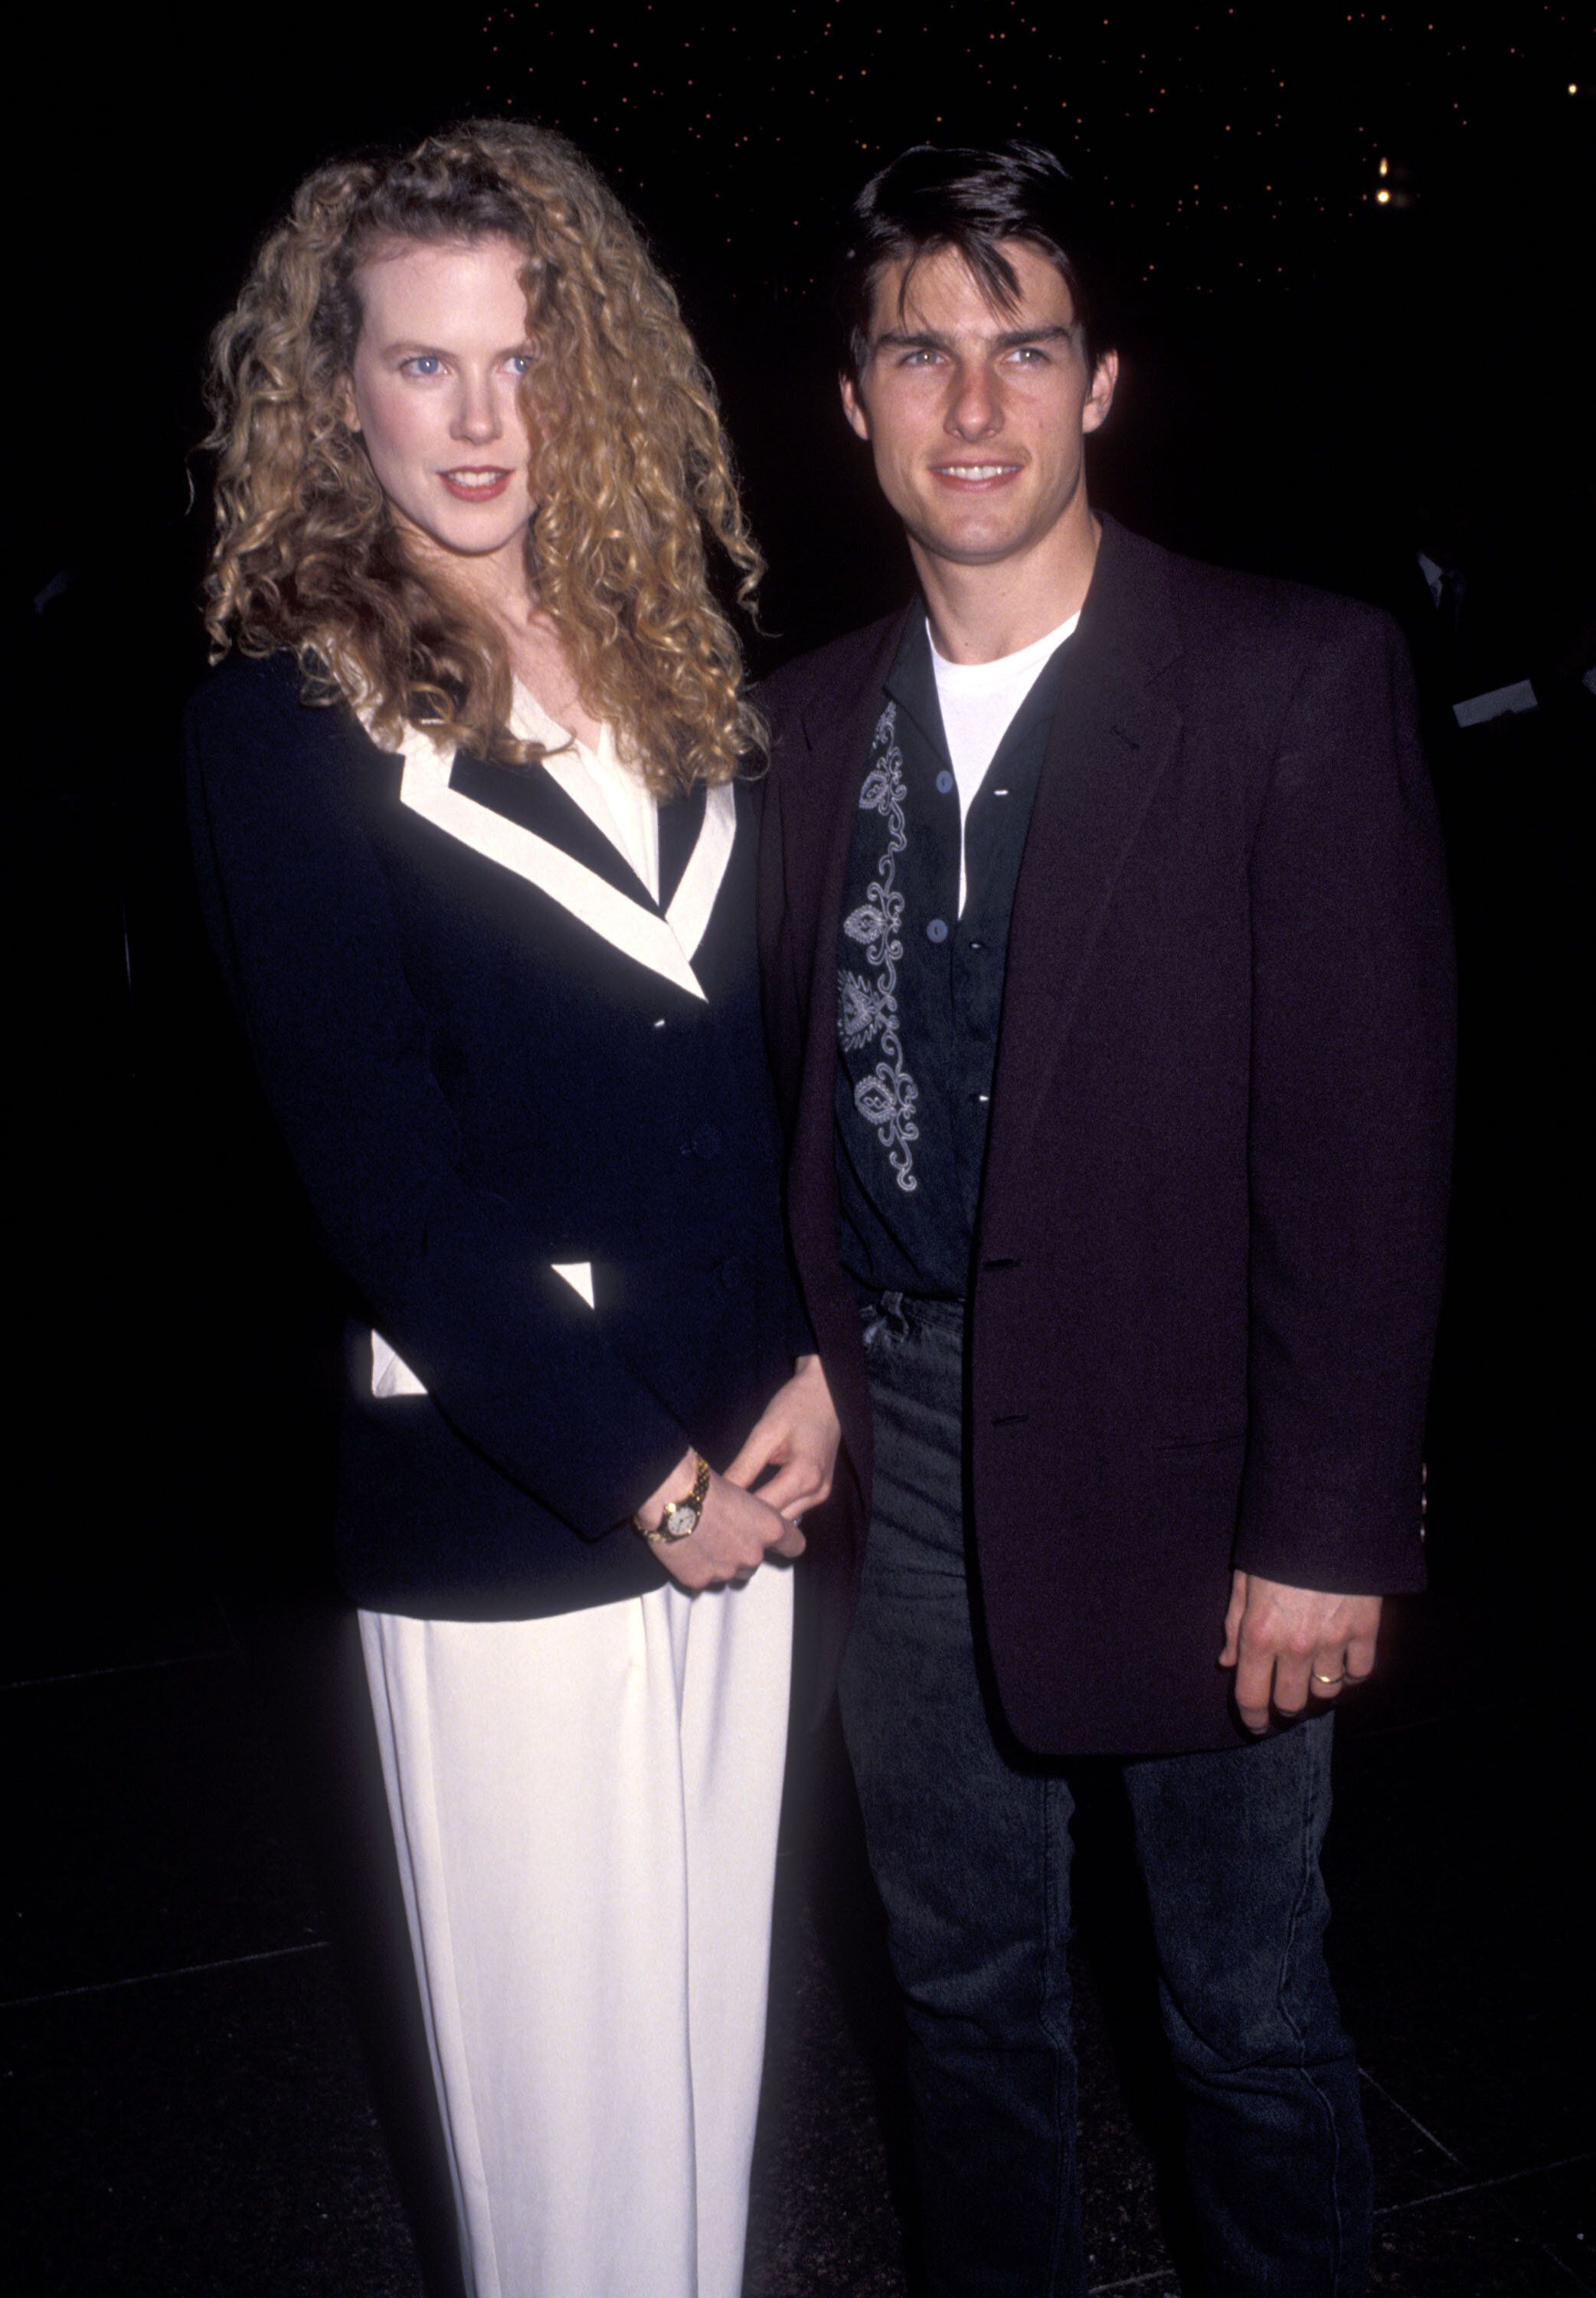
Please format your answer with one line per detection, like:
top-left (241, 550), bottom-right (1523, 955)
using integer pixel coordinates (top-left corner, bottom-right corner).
top-left (757, 142), bottom-right (1454, 2296)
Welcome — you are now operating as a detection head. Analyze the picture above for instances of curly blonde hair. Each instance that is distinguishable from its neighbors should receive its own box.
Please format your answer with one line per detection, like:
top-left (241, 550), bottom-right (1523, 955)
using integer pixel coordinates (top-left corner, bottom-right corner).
top-left (202, 119), bottom-right (764, 790)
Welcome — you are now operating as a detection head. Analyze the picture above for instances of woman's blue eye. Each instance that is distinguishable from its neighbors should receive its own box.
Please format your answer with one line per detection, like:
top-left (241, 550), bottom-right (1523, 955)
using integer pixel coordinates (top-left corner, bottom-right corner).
top-left (403, 355), bottom-right (443, 378)
top-left (506, 355), bottom-right (535, 375)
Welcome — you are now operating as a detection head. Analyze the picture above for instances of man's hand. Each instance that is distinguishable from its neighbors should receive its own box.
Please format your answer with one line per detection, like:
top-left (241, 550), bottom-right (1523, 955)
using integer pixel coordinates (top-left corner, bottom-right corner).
top-left (721, 1354), bottom-right (842, 1524)
top-left (1220, 1571), bottom-right (1382, 1734)
top-left (635, 1445), bottom-right (805, 1593)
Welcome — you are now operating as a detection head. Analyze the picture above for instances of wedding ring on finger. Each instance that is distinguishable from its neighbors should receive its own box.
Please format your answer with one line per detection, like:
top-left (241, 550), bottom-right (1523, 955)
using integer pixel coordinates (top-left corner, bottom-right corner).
top-left (1311, 1669), bottom-right (1346, 1687)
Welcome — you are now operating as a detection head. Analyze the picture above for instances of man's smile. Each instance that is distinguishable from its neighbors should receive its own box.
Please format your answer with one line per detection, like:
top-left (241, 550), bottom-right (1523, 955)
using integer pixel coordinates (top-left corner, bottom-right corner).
top-left (930, 460), bottom-right (1024, 486)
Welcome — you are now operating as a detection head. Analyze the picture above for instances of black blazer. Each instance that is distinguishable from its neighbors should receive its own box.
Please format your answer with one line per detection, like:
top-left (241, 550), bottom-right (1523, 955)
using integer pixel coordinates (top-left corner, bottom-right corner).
top-left (758, 517), bottom-right (1456, 1755)
top-left (188, 650), bottom-right (806, 1619)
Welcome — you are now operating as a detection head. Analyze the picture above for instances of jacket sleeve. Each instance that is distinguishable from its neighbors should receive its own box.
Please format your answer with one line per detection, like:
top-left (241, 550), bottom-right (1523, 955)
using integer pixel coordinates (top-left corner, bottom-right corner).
top-left (748, 724), bottom-right (819, 1362)
top-left (186, 673), bottom-right (691, 1539)
top-left (1234, 609), bottom-right (1456, 1592)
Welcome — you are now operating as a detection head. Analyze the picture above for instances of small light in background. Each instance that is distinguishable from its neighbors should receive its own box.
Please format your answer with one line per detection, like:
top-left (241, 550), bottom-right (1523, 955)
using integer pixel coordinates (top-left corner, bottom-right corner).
top-left (1375, 157), bottom-right (1415, 210)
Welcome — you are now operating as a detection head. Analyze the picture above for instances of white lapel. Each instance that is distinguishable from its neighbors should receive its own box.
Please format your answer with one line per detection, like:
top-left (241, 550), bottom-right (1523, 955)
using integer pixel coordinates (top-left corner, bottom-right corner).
top-left (390, 721), bottom-right (735, 1002)
top-left (535, 716), bottom-right (660, 902)
top-left (666, 780), bottom-right (736, 961)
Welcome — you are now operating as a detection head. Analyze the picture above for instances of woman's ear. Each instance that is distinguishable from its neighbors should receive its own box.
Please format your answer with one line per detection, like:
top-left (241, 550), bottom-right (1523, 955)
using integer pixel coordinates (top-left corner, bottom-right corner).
top-left (338, 374), bottom-right (361, 434)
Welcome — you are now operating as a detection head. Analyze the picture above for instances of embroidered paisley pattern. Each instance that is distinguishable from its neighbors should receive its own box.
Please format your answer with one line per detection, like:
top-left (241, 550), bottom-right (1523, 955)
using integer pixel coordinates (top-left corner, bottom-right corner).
top-left (838, 970), bottom-right (894, 1049)
top-left (837, 702), bottom-right (920, 1192)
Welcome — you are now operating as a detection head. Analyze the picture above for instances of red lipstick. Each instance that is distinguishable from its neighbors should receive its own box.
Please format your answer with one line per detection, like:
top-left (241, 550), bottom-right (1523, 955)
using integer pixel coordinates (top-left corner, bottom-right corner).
top-left (440, 467), bottom-right (512, 502)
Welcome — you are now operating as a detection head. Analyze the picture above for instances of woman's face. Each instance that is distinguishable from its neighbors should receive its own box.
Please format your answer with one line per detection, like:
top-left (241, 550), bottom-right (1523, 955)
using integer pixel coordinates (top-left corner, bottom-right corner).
top-left (345, 234), bottom-right (538, 571)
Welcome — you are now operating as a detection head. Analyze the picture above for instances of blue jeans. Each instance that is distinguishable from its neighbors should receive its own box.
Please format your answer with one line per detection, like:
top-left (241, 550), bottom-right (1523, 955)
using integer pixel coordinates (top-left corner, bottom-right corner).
top-left (838, 1296), bottom-right (1372, 2297)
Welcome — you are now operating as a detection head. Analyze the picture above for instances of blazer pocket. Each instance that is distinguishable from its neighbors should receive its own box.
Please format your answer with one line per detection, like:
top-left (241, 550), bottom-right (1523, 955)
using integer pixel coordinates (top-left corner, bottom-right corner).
top-left (1149, 1431), bottom-right (1246, 1454)
top-left (368, 1263), bottom-right (597, 1399)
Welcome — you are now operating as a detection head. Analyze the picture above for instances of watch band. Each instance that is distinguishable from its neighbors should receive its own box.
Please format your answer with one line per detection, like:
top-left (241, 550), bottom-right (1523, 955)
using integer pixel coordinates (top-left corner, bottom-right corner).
top-left (637, 1452), bottom-right (711, 1543)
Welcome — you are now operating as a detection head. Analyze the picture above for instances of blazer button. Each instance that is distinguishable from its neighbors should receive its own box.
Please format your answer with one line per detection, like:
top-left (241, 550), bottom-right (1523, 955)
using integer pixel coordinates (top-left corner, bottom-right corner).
top-left (926, 918), bottom-right (950, 944)
top-left (935, 769), bottom-right (955, 794)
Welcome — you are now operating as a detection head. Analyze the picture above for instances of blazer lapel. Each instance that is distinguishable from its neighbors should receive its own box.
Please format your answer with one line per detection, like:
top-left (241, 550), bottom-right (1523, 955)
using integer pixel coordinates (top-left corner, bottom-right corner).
top-left (991, 520), bottom-right (1185, 1159)
top-left (450, 743), bottom-right (649, 901)
top-left (657, 784), bottom-right (704, 913)
top-left (394, 722), bottom-right (734, 1001)
top-left (660, 783), bottom-right (738, 963)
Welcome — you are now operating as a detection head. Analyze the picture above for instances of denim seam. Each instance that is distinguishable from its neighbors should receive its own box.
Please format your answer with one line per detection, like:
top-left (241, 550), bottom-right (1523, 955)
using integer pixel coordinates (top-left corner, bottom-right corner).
top-left (1039, 1772), bottom-right (1070, 2298)
top-left (1277, 1731), bottom-right (1346, 2294)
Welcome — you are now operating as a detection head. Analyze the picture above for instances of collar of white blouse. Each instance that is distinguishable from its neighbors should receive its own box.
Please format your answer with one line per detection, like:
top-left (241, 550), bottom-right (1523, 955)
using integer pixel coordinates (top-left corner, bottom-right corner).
top-left (386, 685), bottom-right (735, 1003)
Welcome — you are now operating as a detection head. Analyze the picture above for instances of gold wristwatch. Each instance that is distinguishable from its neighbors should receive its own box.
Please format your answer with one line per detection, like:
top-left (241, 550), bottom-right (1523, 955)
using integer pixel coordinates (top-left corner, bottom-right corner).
top-left (637, 1452), bottom-right (711, 1543)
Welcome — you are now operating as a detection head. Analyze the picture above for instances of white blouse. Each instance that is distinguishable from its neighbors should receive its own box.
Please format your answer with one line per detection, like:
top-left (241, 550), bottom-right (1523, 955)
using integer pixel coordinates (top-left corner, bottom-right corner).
top-left (512, 683), bottom-right (661, 903)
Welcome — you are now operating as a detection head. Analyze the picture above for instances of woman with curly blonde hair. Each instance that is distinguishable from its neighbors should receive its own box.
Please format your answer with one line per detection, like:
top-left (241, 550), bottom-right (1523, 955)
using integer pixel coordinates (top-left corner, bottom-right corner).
top-left (188, 119), bottom-right (839, 2298)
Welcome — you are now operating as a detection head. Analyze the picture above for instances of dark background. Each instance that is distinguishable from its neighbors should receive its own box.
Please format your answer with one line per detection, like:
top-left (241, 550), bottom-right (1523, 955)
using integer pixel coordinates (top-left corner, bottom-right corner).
top-left (21, 2), bottom-right (1595, 637)
top-left (11, 4), bottom-right (1593, 2291)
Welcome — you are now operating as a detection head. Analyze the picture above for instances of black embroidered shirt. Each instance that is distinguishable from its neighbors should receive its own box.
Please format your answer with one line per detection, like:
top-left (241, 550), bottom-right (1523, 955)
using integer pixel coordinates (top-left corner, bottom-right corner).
top-left (834, 616), bottom-right (1072, 1300)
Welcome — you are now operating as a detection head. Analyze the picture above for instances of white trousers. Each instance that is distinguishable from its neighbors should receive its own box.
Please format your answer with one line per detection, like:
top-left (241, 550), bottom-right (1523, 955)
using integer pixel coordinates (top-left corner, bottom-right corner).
top-left (358, 1562), bottom-right (793, 2298)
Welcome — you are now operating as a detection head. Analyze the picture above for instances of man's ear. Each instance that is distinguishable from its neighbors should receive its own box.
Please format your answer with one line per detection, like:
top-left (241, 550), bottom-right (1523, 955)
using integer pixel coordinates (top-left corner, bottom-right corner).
top-left (1082, 349), bottom-right (1119, 437)
top-left (839, 368), bottom-right (872, 443)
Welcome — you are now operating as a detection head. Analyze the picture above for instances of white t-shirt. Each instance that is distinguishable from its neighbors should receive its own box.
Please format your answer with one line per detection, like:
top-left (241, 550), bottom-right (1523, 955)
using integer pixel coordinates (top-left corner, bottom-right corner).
top-left (930, 611), bottom-right (1080, 912)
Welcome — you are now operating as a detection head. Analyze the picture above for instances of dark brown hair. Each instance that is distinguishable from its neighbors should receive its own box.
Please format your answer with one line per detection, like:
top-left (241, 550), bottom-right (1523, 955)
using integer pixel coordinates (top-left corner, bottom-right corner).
top-left (838, 141), bottom-right (1117, 381)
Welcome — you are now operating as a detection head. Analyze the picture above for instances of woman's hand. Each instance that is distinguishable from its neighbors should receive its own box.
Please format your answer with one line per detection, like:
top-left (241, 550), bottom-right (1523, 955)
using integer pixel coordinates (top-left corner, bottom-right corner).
top-left (634, 1447), bottom-right (804, 1592)
top-left (721, 1354), bottom-right (841, 1524)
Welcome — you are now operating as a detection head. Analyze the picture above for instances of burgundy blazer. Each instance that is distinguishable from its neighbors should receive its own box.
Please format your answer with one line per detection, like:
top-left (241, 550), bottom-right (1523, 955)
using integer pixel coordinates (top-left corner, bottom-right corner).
top-left (757, 516), bottom-right (1456, 1756)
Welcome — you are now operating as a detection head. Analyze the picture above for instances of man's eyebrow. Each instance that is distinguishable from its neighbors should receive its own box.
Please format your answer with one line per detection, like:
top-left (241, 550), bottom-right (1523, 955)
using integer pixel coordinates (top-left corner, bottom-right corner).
top-left (874, 328), bottom-right (954, 353)
top-left (872, 323), bottom-right (1077, 354)
top-left (992, 324), bottom-right (1075, 350)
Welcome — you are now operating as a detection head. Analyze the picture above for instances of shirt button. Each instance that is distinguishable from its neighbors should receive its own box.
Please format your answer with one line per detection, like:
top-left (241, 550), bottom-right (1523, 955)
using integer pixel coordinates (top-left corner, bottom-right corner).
top-left (926, 918), bottom-right (950, 944)
top-left (935, 769), bottom-right (954, 795)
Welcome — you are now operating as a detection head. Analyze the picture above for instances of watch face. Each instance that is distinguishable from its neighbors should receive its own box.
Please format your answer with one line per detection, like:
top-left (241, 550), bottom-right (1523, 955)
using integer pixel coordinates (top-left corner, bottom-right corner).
top-left (663, 1500), bottom-right (701, 1541)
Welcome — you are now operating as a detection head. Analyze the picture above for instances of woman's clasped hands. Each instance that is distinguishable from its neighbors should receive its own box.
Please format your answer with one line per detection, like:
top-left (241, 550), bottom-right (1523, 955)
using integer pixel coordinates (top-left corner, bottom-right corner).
top-left (638, 1355), bottom-right (841, 1591)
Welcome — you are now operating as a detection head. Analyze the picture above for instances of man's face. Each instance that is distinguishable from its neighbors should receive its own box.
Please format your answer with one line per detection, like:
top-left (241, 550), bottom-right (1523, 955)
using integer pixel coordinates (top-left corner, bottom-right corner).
top-left (841, 240), bottom-right (1117, 574)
